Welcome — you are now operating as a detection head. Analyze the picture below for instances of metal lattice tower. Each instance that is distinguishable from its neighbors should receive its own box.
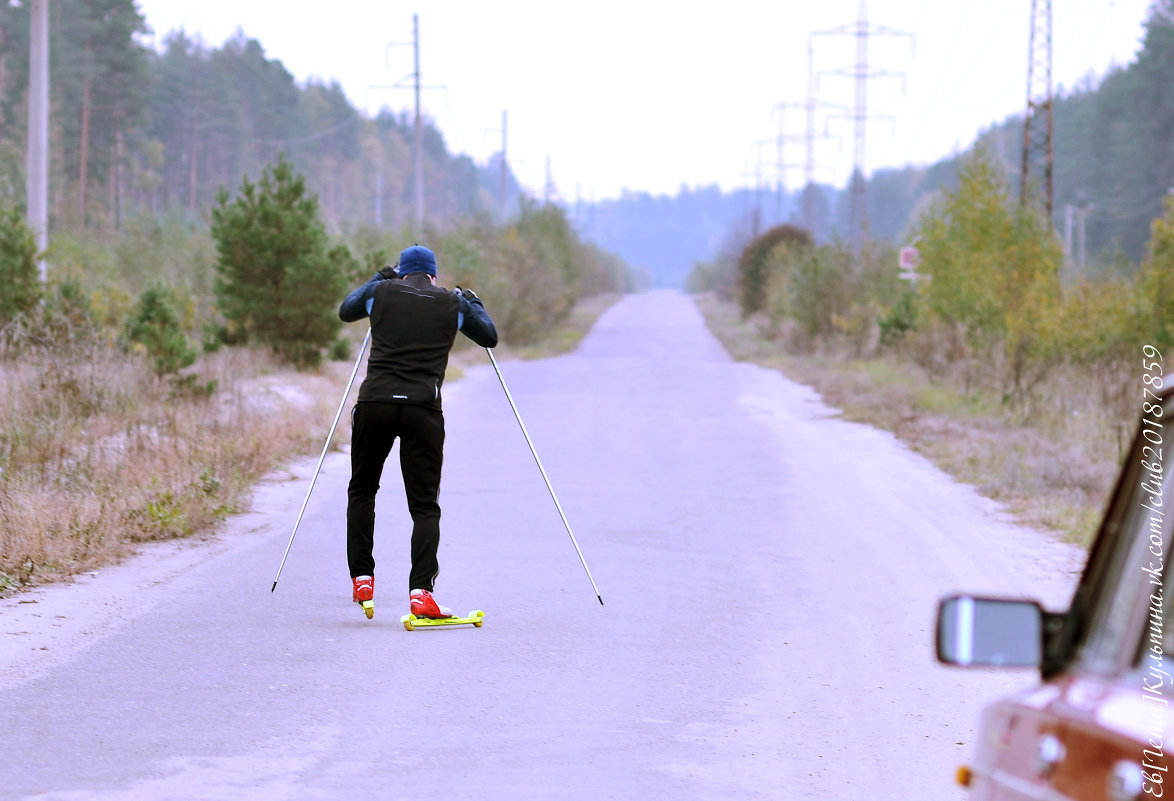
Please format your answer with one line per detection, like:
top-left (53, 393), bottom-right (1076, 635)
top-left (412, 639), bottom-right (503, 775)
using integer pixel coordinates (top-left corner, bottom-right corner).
top-left (1020, 0), bottom-right (1053, 219)
top-left (770, 102), bottom-right (805, 221)
top-left (814, 0), bottom-right (913, 245)
top-left (798, 37), bottom-right (847, 233)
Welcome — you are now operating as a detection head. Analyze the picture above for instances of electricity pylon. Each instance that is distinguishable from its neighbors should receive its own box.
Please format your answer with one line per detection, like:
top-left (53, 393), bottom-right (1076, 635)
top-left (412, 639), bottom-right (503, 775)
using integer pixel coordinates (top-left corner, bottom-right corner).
top-left (1020, 0), bottom-right (1053, 220)
top-left (813, 0), bottom-right (913, 246)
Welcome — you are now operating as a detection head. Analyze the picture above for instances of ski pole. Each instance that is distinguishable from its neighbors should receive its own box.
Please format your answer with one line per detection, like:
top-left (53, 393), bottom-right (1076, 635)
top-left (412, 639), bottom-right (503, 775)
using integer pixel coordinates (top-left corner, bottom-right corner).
top-left (485, 347), bottom-right (603, 606)
top-left (271, 327), bottom-right (372, 593)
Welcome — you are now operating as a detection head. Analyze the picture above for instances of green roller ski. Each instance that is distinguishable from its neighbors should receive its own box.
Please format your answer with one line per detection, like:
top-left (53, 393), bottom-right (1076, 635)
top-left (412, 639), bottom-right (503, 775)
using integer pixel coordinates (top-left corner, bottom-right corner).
top-left (401, 610), bottom-right (484, 631)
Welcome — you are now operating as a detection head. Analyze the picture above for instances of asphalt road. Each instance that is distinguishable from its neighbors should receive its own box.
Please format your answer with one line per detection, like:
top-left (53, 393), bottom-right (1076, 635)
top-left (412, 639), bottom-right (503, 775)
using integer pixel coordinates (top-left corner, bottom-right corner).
top-left (1, 290), bottom-right (1084, 800)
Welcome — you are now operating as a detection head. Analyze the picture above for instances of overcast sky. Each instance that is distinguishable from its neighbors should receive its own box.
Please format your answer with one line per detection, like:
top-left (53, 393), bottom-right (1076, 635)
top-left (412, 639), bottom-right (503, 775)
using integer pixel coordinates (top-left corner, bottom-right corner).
top-left (134, 0), bottom-right (1154, 202)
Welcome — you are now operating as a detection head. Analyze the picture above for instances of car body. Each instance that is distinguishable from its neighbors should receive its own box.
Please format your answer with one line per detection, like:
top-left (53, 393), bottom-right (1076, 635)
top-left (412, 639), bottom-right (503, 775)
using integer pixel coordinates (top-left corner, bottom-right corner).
top-left (936, 378), bottom-right (1173, 801)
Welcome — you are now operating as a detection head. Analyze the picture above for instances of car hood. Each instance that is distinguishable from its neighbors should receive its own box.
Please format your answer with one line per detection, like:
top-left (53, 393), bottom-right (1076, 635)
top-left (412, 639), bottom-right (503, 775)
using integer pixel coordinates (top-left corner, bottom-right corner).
top-left (977, 671), bottom-right (1173, 801)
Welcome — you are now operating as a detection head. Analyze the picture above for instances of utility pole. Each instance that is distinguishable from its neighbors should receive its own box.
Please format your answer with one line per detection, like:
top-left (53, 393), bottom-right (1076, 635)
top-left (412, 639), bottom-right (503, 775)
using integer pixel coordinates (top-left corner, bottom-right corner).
top-left (412, 13), bottom-right (423, 231)
top-left (544, 155), bottom-right (553, 205)
top-left (1064, 203), bottom-right (1072, 264)
top-left (1076, 205), bottom-right (1089, 268)
top-left (770, 102), bottom-right (806, 222)
top-left (806, 37), bottom-right (818, 222)
top-left (1020, 0), bottom-right (1053, 220)
top-left (374, 161), bottom-right (384, 226)
top-left (754, 143), bottom-right (766, 230)
top-left (27, 0), bottom-right (49, 283)
top-left (754, 135), bottom-right (799, 228)
top-left (741, 153), bottom-right (768, 238)
top-left (814, 0), bottom-right (913, 246)
top-left (483, 110), bottom-right (510, 219)
top-left (375, 15), bottom-right (445, 234)
top-left (500, 110), bottom-right (508, 216)
top-left (798, 36), bottom-right (846, 233)
top-left (363, 88), bottom-right (385, 225)
top-left (1063, 199), bottom-right (1092, 276)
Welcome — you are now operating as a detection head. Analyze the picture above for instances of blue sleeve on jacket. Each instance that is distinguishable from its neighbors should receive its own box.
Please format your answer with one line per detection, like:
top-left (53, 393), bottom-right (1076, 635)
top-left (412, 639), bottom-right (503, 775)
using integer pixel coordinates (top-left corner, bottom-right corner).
top-left (339, 274), bottom-right (383, 322)
top-left (457, 293), bottom-right (499, 348)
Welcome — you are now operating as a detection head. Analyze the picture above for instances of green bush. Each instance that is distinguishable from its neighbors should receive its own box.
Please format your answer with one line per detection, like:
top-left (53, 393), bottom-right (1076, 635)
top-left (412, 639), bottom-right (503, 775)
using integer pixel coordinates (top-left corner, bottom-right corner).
top-left (878, 288), bottom-right (921, 346)
top-left (911, 146), bottom-right (1063, 403)
top-left (737, 224), bottom-right (812, 316)
top-left (328, 335), bottom-right (354, 362)
top-left (211, 154), bottom-right (349, 367)
top-left (777, 244), bottom-right (852, 339)
top-left (34, 277), bottom-right (96, 349)
top-left (0, 202), bottom-right (42, 324)
top-left (124, 284), bottom-right (196, 378)
top-left (1136, 194), bottom-right (1174, 349)
top-left (760, 238), bottom-right (901, 354)
top-left (514, 199), bottom-right (582, 305)
top-left (915, 147), bottom-right (1062, 354)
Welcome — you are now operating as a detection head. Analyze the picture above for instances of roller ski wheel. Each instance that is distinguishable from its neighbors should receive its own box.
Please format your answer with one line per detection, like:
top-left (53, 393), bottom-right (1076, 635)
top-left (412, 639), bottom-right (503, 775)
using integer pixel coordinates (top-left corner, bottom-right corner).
top-left (359, 600), bottom-right (374, 619)
top-left (401, 610), bottom-right (485, 631)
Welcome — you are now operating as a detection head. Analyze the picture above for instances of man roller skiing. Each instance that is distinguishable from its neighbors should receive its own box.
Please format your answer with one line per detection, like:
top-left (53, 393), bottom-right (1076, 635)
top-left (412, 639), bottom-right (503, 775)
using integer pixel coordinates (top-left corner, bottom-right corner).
top-left (338, 244), bottom-right (498, 619)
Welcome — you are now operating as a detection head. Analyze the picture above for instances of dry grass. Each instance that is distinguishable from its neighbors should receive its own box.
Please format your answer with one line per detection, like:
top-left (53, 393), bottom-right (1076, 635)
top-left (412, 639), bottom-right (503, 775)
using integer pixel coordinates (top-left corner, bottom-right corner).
top-left (0, 334), bottom-right (341, 594)
top-left (0, 292), bottom-right (622, 596)
top-left (695, 292), bottom-right (1125, 548)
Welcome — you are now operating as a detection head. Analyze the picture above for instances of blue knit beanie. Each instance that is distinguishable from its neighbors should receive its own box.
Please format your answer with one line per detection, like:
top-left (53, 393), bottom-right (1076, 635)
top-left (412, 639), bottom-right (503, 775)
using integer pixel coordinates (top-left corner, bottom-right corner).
top-left (397, 245), bottom-right (438, 277)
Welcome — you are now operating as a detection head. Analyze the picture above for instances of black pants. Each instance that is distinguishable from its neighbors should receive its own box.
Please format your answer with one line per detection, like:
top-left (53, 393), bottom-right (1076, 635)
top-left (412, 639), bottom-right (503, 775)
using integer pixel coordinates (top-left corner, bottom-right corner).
top-left (346, 401), bottom-right (445, 592)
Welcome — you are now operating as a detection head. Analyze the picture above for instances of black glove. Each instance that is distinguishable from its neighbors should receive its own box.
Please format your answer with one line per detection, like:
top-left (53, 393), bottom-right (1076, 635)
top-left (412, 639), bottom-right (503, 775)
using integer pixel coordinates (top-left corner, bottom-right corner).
top-left (455, 286), bottom-right (479, 300)
top-left (377, 263), bottom-right (399, 281)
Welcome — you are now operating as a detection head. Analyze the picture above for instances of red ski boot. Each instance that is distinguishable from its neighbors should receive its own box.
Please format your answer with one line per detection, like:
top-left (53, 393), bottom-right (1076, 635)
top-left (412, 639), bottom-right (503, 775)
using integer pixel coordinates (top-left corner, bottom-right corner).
top-left (353, 575), bottom-right (374, 619)
top-left (409, 588), bottom-right (454, 619)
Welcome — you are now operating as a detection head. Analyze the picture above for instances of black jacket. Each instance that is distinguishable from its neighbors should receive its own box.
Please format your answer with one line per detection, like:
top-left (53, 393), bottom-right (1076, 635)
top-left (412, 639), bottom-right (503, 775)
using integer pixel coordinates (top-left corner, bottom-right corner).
top-left (338, 273), bottom-right (498, 410)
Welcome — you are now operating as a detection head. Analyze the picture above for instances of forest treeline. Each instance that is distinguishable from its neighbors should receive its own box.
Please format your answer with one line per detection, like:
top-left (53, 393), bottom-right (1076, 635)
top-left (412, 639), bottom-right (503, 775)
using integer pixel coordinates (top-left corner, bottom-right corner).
top-left (0, 0), bottom-right (523, 229)
top-left (0, 0), bottom-right (636, 346)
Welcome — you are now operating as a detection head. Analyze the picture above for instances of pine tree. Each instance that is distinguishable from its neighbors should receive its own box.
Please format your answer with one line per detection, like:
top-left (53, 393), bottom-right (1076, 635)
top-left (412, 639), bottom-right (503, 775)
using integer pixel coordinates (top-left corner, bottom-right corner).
top-left (210, 154), bottom-right (348, 366)
top-left (124, 284), bottom-right (195, 378)
top-left (53, 0), bottom-right (149, 227)
top-left (0, 202), bottom-right (41, 324)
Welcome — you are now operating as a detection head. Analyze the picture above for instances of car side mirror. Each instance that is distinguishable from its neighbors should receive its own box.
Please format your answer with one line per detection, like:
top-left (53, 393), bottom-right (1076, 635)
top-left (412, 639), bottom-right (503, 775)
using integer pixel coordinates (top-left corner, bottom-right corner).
top-left (936, 596), bottom-right (1043, 667)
